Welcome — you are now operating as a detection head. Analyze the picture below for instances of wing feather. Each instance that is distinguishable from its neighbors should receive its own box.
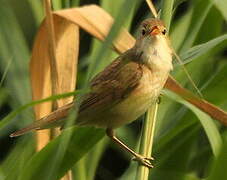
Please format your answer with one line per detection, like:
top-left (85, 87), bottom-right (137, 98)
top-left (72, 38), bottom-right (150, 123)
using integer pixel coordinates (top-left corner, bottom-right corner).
top-left (10, 53), bottom-right (143, 136)
top-left (77, 57), bottom-right (143, 125)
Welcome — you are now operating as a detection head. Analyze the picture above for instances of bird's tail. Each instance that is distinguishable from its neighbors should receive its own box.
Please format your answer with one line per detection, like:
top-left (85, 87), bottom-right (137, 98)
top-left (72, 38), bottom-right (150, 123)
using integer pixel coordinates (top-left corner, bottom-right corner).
top-left (10, 102), bottom-right (74, 137)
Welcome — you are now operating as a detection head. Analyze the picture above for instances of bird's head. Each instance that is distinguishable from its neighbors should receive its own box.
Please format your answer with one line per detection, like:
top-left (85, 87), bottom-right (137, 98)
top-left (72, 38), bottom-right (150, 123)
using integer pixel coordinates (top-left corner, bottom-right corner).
top-left (140, 18), bottom-right (167, 38)
top-left (134, 18), bottom-right (173, 70)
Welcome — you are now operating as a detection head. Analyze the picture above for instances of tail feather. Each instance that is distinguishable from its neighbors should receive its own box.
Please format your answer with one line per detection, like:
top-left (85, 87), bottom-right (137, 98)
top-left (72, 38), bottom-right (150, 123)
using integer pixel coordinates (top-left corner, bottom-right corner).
top-left (10, 119), bottom-right (47, 137)
top-left (10, 102), bottom-right (74, 137)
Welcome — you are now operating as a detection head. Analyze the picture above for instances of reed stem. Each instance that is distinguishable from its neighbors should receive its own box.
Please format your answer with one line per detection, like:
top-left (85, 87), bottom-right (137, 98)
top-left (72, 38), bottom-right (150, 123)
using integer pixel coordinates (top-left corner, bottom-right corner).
top-left (136, 103), bottom-right (159, 180)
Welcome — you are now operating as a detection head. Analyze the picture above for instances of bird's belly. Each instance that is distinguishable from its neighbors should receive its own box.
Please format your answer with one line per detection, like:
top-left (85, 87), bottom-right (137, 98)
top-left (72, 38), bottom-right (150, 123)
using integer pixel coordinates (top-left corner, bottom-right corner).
top-left (108, 92), bottom-right (156, 128)
top-left (106, 69), bottom-right (168, 128)
top-left (79, 68), bottom-right (169, 129)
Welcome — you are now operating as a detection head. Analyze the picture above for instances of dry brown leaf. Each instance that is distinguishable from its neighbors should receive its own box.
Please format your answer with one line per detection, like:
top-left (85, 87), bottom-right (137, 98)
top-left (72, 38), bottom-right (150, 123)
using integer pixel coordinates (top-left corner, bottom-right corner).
top-left (54, 5), bottom-right (135, 52)
top-left (165, 76), bottom-right (227, 125)
top-left (30, 16), bottom-right (79, 150)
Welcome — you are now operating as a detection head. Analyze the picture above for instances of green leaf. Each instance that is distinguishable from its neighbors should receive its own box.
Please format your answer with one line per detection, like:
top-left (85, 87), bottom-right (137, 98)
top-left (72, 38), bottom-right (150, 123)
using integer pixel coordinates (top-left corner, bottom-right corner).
top-left (151, 120), bottom-right (199, 180)
top-left (210, 0), bottom-right (227, 21)
top-left (180, 0), bottom-right (212, 51)
top-left (28, 0), bottom-right (44, 24)
top-left (206, 137), bottom-right (227, 180)
top-left (160, 0), bottom-right (174, 30)
top-left (164, 90), bottom-right (222, 156)
top-left (0, 90), bottom-right (87, 137)
top-left (52, 0), bottom-right (62, 10)
top-left (184, 174), bottom-right (201, 180)
top-left (180, 34), bottom-right (227, 64)
top-left (170, 7), bottom-right (193, 51)
top-left (195, 6), bottom-right (223, 44)
top-left (0, 0), bottom-right (34, 139)
top-left (2, 137), bottom-right (35, 180)
top-left (71, 0), bottom-right (80, 7)
top-left (0, 0), bottom-right (30, 104)
top-left (203, 63), bottom-right (227, 105)
top-left (0, 88), bottom-right (8, 108)
top-left (19, 127), bottom-right (105, 180)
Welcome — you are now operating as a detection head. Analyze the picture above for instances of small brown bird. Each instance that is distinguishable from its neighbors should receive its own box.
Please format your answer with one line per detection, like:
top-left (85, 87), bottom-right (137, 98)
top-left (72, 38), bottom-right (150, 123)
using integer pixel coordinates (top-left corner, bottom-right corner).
top-left (11, 18), bottom-right (173, 168)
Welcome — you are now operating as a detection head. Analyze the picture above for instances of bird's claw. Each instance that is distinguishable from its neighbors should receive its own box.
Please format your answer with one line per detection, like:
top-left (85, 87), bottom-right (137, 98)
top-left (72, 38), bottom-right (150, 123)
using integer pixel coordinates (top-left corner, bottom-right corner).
top-left (132, 154), bottom-right (154, 168)
top-left (157, 96), bottom-right (162, 104)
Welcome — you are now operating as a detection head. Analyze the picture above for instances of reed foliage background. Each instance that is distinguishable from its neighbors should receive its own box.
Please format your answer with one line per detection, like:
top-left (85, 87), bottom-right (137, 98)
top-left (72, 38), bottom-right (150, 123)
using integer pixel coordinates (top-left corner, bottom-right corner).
top-left (0, 0), bottom-right (227, 180)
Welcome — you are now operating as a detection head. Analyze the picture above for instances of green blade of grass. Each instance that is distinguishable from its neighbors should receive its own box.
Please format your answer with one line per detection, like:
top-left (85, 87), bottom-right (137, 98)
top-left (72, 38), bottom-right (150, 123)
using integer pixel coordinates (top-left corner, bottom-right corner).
top-left (0, 2), bottom-right (44, 179)
top-left (210, 0), bottom-right (227, 21)
top-left (0, 90), bottom-right (87, 137)
top-left (2, 136), bottom-right (35, 180)
top-left (85, 138), bottom-right (108, 180)
top-left (206, 135), bottom-right (227, 180)
top-left (28, 0), bottom-right (43, 24)
top-left (151, 111), bottom-right (200, 180)
top-left (0, 0), bottom-right (35, 142)
top-left (180, 0), bottom-right (212, 51)
top-left (72, 156), bottom-right (87, 180)
top-left (154, 111), bottom-right (198, 162)
top-left (71, 0), bottom-right (80, 7)
top-left (0, 1), bottom-right (30, 104)
top-left (151, 126), bottom-right (199, 180)
top-left (18, 126), bottom-right (105, 180)
top-left (179, 34), bottom-right (227, 64)
top-left (164, 90), bottom-right (222, 156)
top-left (170, 7), bottom-right (193, 51)
top-left (0, 88), bottom-right (8, 109)
top-left (160, 0), bottom-right (174, 30)
top-left (203, 63), bottom-right (227, 104)
top-left (52, 0), bottom-right (62, 10)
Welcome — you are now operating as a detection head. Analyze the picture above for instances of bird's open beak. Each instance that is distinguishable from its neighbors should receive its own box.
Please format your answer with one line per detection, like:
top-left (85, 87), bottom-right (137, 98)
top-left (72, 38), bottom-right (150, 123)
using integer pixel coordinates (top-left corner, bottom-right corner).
top-left (150, 26), bottom-right (160, 36)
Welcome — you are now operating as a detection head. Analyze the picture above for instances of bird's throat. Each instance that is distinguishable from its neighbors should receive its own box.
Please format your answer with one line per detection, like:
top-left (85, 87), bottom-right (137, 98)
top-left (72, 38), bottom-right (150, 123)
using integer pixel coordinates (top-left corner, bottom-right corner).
top-left (136, 36), bottom-right (173, 72)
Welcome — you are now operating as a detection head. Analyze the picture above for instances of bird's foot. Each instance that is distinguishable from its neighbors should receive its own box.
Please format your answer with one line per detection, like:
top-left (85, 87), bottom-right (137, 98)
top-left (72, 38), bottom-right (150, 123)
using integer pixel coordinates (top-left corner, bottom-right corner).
top-left (157, 94), bottom-right (163, 104)
top-left (132, 154), bottom-right (154, 168)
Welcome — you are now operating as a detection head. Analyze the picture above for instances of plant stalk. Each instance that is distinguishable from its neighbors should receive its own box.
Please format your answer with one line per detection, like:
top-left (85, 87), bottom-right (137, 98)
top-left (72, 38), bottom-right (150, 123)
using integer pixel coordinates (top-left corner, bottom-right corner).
top-left (43, 0), bottom-right (59, 110)
top-left (160, 0), bottom-right (174, 31)
top-left (43, 1), bottom-right (72, 180)
top-left (136, 103), bottom-right (159, 180)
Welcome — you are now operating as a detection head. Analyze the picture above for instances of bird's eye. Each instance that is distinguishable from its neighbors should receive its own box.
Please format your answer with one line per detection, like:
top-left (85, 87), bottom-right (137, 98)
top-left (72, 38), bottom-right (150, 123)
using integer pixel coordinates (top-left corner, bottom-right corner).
top-left (162, 29), bottom-right (167, 35)
top-left (142, 29), bottom-right (146, 36)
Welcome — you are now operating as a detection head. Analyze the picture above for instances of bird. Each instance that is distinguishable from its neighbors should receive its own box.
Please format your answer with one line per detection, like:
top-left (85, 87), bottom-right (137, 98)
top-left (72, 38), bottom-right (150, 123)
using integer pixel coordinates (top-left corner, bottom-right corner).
top-left (10, 18), bottom-right (173, 168)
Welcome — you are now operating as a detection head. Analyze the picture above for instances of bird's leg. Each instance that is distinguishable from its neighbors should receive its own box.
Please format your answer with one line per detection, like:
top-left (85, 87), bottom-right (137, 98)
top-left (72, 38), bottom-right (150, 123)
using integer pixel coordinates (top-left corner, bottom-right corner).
top-left (106, 128), bottom-right (154, 168)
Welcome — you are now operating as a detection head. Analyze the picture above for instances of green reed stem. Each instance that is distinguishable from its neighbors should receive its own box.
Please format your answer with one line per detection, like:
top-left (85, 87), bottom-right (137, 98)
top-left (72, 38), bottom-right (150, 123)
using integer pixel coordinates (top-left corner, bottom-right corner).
top-left (160, 0), bottom-right (174, 31)
top-left (136, 103), bottom-right (159, 180)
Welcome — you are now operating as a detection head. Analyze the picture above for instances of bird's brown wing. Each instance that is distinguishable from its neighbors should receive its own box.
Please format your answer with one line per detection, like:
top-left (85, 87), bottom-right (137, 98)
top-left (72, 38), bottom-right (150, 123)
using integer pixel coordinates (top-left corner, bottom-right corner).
top-left (10, 56), bottom-right (143, 137)
top-left (77, 57), bottom-right (143, 125)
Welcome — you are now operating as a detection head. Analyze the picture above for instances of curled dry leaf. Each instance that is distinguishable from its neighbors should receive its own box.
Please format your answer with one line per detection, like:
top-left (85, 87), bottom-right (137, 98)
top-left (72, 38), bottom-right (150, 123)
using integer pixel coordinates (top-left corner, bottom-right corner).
top-left (30, 16), bottom-right (79, 149)
top-left (165, 76), bottom-right (227, 125)
top-left (54, 5), bottom-right (135, 52)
